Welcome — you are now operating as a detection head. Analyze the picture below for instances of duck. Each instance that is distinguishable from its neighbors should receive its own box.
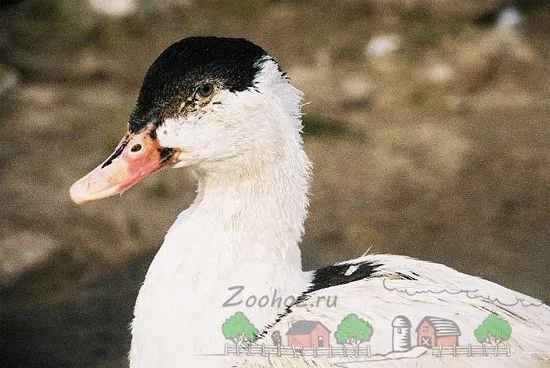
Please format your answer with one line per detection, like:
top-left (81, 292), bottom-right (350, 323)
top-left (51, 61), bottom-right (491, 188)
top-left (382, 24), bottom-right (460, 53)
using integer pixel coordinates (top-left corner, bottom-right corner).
top-left (70, 36), bottom-right (549, 367)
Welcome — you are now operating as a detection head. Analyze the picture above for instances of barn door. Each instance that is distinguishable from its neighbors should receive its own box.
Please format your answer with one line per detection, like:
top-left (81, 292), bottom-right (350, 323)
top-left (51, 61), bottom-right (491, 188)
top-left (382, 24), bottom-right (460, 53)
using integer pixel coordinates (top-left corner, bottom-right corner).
top-left (420, 336), bottom-right (432, 347)
top-left (317, 336), bottom-right (324, 347)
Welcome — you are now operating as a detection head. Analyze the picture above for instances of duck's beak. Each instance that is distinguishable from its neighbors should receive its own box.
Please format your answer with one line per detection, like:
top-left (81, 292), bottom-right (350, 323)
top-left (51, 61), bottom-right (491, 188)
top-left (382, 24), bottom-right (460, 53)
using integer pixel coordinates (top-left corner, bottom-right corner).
top-left (70, 126), bottom-right (177, 204)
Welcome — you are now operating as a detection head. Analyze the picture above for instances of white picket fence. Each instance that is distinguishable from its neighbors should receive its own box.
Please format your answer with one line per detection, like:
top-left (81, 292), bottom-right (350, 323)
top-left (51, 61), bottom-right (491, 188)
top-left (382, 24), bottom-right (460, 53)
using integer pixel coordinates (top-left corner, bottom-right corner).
top-left (432, 344), bottom-right (511, 357)
top-left (225, 343), bottom-right (371, 358)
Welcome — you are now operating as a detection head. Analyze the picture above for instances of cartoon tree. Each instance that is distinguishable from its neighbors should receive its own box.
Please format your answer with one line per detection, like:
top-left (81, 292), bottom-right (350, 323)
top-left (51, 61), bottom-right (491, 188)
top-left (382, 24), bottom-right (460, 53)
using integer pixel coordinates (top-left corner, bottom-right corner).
top-left (474, 313), bottom-right (512, 345)
top-left (334, 314), bottom-right (373, 356)
top-left (271, 331), bottom-right (282, 346)
top-left (222, 312), bottom-right (258, 353)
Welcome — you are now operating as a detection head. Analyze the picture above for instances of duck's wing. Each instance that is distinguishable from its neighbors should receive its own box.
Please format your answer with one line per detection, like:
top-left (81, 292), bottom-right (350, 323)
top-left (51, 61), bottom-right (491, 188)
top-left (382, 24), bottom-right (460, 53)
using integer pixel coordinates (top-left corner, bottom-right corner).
top-left (255, 254), bottom-right (550, 367)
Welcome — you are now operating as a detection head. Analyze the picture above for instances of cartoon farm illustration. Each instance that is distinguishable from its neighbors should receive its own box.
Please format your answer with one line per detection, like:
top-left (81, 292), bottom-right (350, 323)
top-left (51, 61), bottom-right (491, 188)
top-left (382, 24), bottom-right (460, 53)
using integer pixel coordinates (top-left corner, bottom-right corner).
top-left (222, 312), bottom-right (374, 358)
top-left (416, 316), bottom-right (461, 348)
top-left (286, 320), bottom-right (331, 348)
top-left (391, 315), bottom-right (412, 352)
top-left (222, 311), bottom-right (513, 362)
top-left (221, 312), bottom-right (258, 354)
top-left (474, 313), bottom-right (512, 346)
top-left (334, 313), bottom-right (373, 357)
top-left (222, 312), bottom-right (512, 360)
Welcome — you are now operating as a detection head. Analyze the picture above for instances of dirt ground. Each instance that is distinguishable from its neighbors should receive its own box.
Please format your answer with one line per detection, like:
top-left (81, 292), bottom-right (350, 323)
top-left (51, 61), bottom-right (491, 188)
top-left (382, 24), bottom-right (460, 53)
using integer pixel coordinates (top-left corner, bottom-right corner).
top-left (0, 1), bottom-right (549, 367)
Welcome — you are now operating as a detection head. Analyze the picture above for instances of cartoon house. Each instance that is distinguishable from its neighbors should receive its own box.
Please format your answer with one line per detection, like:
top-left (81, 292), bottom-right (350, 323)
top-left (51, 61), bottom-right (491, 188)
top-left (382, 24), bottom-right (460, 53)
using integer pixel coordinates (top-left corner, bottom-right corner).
top-left (286, 321), bottom-right (331, 348)
top-left (392, 315), bottom-right (412, 352)
top-left (416, 316), bottom-right (461, 347)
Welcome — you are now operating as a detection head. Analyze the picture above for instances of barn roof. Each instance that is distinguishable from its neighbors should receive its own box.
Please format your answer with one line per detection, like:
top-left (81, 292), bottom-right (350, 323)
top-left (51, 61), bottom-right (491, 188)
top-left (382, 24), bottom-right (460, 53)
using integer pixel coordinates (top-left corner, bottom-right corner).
top-left (286, 321), bottom-right (330, 335)
top-left (416, 316), bottom-right (461, 336)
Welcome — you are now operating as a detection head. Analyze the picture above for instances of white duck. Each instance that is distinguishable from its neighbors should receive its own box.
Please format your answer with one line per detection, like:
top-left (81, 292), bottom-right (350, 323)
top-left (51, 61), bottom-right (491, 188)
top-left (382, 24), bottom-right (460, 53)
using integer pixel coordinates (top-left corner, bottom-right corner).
top-left (70, 37), bottom-right (549, 368)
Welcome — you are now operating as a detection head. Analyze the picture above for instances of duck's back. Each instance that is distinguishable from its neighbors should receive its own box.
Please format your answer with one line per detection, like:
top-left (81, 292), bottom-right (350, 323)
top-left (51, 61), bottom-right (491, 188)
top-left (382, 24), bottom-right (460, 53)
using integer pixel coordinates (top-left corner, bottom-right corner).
top-left (248, 254), bottom-right (550, 367)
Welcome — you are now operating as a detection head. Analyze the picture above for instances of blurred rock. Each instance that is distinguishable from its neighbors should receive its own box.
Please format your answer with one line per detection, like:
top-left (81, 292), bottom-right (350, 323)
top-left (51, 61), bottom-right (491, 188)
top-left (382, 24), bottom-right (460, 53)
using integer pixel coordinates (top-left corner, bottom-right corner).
top-left (0, 231), bottom-right (59, 286)
top-left (15, 84), bottom-right (63, 130)
top-left (370, 0), bottom-right (507, 21)
top-left (453, 29), bottom-right (539, 93)
top-left (423, 60), bottom-right (454, 84)
top-left (0, 65), bottom-right (19, 98)
top-left (473, 88), bottom-right (535, 110)
top-left (339, 75), bottom-right (375, 107)
top-left (87, 0), bottom-right (194, 16)
top-left (88, 0), bottom-right (137, 17)
top-left (17, 84), bottom-right (58, 106)
top-left (314, 48), bottom-right (332, 71)
top-left (365, 34), bottom-right (401, 58)
top-left (76, 48), bottom-right (103, 76)
top-left (496, 6), bottom-right (522, 30)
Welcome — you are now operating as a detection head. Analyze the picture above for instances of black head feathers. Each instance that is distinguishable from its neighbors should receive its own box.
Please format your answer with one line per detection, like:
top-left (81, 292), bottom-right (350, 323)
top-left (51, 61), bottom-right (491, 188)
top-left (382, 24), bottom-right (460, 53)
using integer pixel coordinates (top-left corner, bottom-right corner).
top-left (129, 37), bottom-right (268, 133)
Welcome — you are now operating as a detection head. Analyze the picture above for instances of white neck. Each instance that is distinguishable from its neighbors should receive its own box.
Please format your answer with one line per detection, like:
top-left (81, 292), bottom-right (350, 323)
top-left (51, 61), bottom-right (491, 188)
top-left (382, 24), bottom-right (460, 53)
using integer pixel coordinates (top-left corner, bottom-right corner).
top-left (190, 154), bottom-right (309, 271)
top-left (130, 91), bottom-right (311, 366)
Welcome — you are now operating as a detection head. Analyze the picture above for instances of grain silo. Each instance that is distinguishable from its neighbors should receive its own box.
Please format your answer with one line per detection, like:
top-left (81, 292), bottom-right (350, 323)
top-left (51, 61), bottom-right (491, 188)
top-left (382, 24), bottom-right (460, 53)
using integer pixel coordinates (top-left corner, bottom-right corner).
top-left (392, 315), bottom-right (412, 352)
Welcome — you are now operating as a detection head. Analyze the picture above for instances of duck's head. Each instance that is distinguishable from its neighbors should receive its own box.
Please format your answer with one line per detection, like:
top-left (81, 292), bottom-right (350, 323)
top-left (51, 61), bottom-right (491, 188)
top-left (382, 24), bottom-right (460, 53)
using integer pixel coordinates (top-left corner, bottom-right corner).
top-left (70, 37), bottom-right (303, 204)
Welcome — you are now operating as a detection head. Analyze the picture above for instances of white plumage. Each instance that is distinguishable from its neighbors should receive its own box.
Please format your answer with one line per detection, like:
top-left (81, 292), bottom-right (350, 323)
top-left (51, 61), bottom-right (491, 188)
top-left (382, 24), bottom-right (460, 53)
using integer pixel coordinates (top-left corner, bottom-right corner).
top-left (70, 37), bottom-right (550, 367)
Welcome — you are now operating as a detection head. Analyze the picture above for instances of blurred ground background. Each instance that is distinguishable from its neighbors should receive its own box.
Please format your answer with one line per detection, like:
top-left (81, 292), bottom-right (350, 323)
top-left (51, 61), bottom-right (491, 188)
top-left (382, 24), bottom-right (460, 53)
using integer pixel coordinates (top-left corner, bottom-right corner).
top-left (0, 0), bottom-right (549, 367)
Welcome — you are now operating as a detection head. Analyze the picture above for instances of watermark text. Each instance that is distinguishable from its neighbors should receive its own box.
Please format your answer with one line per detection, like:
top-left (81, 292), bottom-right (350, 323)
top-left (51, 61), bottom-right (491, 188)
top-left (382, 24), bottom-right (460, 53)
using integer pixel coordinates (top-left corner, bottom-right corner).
top-left (223, 285), bottom-right (337, 309)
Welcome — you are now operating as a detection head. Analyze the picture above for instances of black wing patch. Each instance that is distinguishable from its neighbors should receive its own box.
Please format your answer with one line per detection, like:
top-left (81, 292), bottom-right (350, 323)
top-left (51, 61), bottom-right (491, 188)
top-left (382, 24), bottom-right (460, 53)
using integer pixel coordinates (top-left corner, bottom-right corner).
top-left (307, 261), bottom-right (379, 293)
top-left (256, 260), bottom-right (391, 340)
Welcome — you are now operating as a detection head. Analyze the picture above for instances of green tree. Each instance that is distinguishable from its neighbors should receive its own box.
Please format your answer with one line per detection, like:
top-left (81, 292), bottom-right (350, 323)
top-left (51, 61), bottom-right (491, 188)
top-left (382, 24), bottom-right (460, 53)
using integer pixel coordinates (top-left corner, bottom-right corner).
top-left (222, 312), bottom-right (258, 353)
top-left (474, 313), bottom-right (512, 345)
top-left (334, 314), bottom-right (373, 355)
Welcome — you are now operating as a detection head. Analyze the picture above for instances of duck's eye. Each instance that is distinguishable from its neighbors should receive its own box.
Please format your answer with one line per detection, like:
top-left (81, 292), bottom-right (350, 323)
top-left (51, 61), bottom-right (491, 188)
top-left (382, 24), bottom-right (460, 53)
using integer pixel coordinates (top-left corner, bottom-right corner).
top-left (197, 83), bottom-right (214, 98)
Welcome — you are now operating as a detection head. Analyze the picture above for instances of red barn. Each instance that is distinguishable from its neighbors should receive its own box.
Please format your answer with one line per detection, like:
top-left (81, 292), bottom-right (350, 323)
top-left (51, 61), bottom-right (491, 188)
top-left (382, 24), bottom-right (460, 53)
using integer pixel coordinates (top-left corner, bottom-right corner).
top-left (416, 316), bottom-right (461, 347)
top-left (286, 321), bottom-right (331, 348)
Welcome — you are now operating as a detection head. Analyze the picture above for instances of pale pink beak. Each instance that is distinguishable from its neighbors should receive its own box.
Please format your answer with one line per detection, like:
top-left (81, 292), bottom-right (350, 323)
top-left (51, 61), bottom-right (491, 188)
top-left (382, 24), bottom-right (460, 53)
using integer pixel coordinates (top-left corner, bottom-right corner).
top-left (70, 126), bottom-right (177, 204)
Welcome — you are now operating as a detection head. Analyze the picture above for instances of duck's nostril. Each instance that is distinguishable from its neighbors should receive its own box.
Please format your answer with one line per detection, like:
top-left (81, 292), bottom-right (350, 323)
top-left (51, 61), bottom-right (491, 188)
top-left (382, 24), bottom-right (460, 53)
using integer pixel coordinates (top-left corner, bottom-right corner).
top-left (131, 144), bottom-right (142, 152)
